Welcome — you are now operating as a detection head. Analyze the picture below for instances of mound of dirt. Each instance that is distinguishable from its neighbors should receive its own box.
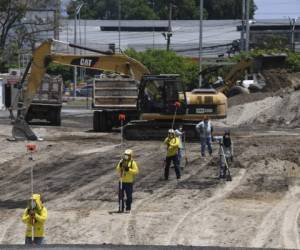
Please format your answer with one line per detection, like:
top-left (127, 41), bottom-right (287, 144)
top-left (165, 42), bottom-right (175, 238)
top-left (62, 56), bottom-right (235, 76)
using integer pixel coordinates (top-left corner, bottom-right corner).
top-left (222, 90), bottom-right (300, 128)
top-left (262, 69), bottom-right (292, 92)
top-left (228, 92), bottom-right (273, 107)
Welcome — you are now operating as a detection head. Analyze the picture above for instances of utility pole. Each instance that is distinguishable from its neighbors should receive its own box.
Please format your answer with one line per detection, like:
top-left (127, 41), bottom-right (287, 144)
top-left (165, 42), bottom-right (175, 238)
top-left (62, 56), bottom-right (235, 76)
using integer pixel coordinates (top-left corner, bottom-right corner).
top-left (245, 0), bottom-right (250, 52)
top-left (73, 7), bottom-right (77, 98)
top-left (118, 0), bottom-right (121, 52)
top-left (166, 0), bottom-right (173, 51)
top-left (199, 0), bottom-right (203, 88)
top-left (240, 0), bottom-right (246, 51)
top-left (73, 3), bottom-right (84, 98)
top-left (152, 0), bottom-right (155, 49)
top-left (289, 17), bottom-right (296, 52)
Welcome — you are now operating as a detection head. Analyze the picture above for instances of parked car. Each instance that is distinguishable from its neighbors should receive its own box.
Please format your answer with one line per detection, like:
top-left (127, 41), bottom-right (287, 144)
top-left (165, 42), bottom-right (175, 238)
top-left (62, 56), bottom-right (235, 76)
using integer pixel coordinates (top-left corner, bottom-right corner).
top-left (76, 85), bottom-right (93, 97)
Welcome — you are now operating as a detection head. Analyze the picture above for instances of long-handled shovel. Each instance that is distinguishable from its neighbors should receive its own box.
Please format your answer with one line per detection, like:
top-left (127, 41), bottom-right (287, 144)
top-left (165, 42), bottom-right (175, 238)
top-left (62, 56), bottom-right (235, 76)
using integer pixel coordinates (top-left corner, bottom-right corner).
top-left (183, 132), bottom-right (189, 168)
top-left (26, 143), bottom-right (37, 244)
top-left (171, 101), bottom-right (181, 129)
top-left (118, 169), bottom-right (124, 213)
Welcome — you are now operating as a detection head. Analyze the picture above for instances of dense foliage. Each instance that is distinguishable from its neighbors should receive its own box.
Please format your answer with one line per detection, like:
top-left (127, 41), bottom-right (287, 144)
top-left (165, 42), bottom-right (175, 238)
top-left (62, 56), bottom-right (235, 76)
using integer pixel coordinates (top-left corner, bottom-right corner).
top-left (232, 49), bottom-right (300, 72)
top-left (286, 53), bottom-right (300, 72)
top-left (125, 48), bottom-right (199, 89)
top-left (67, 0), bottom-right (255, 20)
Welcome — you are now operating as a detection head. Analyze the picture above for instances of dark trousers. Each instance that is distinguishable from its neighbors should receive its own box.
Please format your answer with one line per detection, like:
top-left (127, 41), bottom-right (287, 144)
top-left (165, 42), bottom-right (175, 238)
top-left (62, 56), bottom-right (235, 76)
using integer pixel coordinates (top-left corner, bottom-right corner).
top-left (200, 137), bottom-right (212, 156)
top-left (4, 84), bottom-right (11, 108)
top-left (25, 237), bottom-right (44, 245)
top-left (119, 182), bottom-right (133, 211)
top-left (165, 155), bottom-right (181, 180)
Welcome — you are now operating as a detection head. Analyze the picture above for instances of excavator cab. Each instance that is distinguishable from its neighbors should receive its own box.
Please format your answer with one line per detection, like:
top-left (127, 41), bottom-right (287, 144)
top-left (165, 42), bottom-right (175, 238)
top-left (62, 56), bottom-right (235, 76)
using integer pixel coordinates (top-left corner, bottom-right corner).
top-left (123, 74), bottom-right (227, 141)
top-left (138, 74), bottom-right (186, 115)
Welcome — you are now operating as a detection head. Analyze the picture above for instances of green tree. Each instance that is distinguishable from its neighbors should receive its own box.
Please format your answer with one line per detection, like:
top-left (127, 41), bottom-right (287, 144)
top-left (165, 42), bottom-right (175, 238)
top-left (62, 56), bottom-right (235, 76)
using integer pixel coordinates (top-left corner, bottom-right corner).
top-left (67, 0), bottom-right (119, 19)
top-left (125, 48), bottom-right (199, 89)
top-left (67, 0), bottom-right (255, 20)
top-left (122, 0), bottom-right (158, 20)
top-left (204, 0), bottom-right (256, 19)
top-left (67, 0), bottom-right (157, 20)
top-left (0, 0), bottom-right (58, 71)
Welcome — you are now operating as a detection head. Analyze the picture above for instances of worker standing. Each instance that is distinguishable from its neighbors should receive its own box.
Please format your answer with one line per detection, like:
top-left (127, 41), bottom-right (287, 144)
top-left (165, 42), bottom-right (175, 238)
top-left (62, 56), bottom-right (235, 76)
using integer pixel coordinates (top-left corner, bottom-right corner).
top-left (116, 149), bottom-right (139, 213)
top-left (22, 194), bottom-right (48, 245)
top-left (164, 129), bottom-right (181, 180)
top-left (175, 126), bottom-right (184, 169)
top-left (196, 115), bottom-right (213, 157)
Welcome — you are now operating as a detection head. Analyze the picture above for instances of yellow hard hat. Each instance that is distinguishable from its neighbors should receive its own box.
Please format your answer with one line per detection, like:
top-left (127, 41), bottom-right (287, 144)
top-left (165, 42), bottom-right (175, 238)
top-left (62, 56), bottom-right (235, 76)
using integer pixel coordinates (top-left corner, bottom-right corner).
top-left (124, 149), bottom-right (133, 156)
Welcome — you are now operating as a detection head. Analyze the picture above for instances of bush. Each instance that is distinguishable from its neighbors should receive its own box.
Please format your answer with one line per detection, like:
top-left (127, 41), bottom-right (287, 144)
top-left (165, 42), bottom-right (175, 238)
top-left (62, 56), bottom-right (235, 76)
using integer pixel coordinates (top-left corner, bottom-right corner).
top-left (286, 53), bottom-right (300, 72)
top-left (125, 48), bottom-right (199, 90)
top-left (231, 49), bottom-right (300, 73)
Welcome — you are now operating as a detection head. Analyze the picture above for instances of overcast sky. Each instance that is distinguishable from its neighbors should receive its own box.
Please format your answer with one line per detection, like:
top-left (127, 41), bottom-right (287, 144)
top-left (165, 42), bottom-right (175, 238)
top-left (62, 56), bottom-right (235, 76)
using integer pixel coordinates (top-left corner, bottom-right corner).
top-left (255, 0), bottom-right (300, 19)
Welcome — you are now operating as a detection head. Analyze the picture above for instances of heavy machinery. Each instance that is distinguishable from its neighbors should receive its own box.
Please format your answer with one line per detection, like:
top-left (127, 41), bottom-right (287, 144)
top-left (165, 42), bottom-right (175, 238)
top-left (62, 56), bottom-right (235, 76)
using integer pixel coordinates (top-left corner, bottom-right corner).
top-left (10, 39), bottom-right (227, 141)
top-left (10, 39), bottom-right (150, 140)
top-left (25, 74), bottom-right (63, 126)
top-left (123, 74), bottom-right (227, 140)
top-left (201, 54), bottom-right (287, 97)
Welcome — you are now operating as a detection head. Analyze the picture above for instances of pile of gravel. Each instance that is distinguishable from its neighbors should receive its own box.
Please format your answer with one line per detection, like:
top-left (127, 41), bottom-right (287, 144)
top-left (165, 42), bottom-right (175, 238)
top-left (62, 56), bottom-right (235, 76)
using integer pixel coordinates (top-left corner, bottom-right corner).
top-left (222, 90), bottom-right (300, 128)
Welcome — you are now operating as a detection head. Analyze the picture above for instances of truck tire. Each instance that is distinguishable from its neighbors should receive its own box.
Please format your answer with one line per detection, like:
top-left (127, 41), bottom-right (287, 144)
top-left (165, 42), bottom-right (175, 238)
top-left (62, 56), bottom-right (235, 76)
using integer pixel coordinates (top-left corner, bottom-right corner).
top-left (54, 110), bottom-right (61, 126)
top-left (50, 109), bottom-right (61, 126)
top-left (228, 86), bottom-right (250, 97)
top-left (93, 111), bottom-right (100, 132)
top-left (93, 111), bottom-right (108, 132)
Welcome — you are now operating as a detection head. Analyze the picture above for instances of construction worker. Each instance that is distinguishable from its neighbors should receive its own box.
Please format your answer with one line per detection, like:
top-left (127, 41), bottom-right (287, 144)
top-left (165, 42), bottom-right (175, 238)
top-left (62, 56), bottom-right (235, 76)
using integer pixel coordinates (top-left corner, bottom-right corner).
top-left (164, 129), bottom-right (181, 180)
top-left (175, 126), bottom-right (184, 169)
top-left (22, 194), bottom-right (48, 245)
top-left (196, 115), bottom-right (213, 157)
top-left (116, 149), bottom-right (139, 213)
top-left (219, 130), bottom-right (233, 179)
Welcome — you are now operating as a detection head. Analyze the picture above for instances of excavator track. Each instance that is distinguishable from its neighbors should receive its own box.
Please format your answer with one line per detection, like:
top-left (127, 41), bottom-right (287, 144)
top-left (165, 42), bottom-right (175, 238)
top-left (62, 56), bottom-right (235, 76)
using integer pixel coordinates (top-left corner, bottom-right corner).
top-left (123, 120), bottom-right (199, 141)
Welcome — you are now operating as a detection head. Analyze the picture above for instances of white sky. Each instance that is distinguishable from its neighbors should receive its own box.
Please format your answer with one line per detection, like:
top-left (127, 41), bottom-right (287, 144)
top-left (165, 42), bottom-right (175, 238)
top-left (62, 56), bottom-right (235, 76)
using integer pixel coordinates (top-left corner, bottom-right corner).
top-left (255, 0), bottom-right (300, 19)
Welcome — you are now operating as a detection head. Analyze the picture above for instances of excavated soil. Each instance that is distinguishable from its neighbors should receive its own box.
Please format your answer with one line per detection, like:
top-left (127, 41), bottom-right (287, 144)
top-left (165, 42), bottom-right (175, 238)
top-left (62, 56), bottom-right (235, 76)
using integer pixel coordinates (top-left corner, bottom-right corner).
top-left (0, 114), bottom-right (300, 247)
top-left (218, 71), bottom-right (300, 129)
top-left (0, 71), bottom-right (300, 247)
top-left (262, 69), bottom-right (293, 92)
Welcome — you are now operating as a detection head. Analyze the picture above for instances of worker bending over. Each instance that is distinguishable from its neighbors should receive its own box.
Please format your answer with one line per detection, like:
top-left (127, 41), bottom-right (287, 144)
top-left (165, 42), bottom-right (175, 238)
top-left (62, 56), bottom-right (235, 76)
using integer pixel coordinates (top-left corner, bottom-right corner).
top-left (116, 149), bottom-right (139, 213)
top-left (22, 194), bottom-right (48, 245)
top-left (164, 129), bottom-right (181, 180)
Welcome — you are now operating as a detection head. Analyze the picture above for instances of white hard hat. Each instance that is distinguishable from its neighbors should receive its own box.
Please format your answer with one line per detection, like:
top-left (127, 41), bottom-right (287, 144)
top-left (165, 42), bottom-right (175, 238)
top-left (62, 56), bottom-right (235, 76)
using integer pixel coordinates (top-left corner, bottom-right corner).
top-left (168, 129), bottom-right (175, 134)
top-left (124, 149), bottom-right (133, 156)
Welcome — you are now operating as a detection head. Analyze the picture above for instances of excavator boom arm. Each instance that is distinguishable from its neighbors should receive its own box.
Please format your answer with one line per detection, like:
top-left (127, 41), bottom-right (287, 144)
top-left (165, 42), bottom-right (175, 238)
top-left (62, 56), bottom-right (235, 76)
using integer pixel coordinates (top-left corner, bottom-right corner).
top-left (12, 39), bottom-right (150, 140)
top-left (21, 39), bottom-right (149, 116)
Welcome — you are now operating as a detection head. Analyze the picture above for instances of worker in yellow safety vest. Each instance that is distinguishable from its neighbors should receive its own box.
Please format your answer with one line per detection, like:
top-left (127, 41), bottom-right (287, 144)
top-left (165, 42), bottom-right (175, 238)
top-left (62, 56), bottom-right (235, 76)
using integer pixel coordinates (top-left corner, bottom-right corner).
top-left (164, 129), bottom-right (181, 180)
top-left (22, 194), bottom-right (48, 245)
top-left (116, 149), bottom-right (139, 213)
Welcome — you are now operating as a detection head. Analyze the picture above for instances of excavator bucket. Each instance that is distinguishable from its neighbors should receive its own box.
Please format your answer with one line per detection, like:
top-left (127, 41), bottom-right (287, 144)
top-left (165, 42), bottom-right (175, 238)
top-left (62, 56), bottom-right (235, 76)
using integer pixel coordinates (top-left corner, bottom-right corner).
top-left (11, 118), bottom-right (38, 141)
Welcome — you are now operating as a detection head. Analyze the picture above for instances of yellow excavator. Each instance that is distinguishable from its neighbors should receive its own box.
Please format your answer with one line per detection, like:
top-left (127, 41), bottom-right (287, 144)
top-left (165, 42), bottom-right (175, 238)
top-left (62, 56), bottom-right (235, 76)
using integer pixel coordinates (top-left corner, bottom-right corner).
top-left (201, 54), bottom-right (287, 97)
top-left (10, 39), bottom-right (227, 141)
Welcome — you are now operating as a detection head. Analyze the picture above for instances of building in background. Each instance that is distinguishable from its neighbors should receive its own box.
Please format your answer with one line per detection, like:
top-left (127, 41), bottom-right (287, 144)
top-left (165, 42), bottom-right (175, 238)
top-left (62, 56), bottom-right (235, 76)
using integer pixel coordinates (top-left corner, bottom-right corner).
top-left (237, 20), bottom-right (300, 52)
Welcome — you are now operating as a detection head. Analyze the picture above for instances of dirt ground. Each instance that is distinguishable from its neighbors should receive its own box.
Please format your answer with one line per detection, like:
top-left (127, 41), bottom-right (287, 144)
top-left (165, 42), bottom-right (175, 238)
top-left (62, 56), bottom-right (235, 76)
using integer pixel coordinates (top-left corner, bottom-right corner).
top-left (0, 110), bottom-right (300, 248)
top-left (1, 71), bottom-right (300, 247)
